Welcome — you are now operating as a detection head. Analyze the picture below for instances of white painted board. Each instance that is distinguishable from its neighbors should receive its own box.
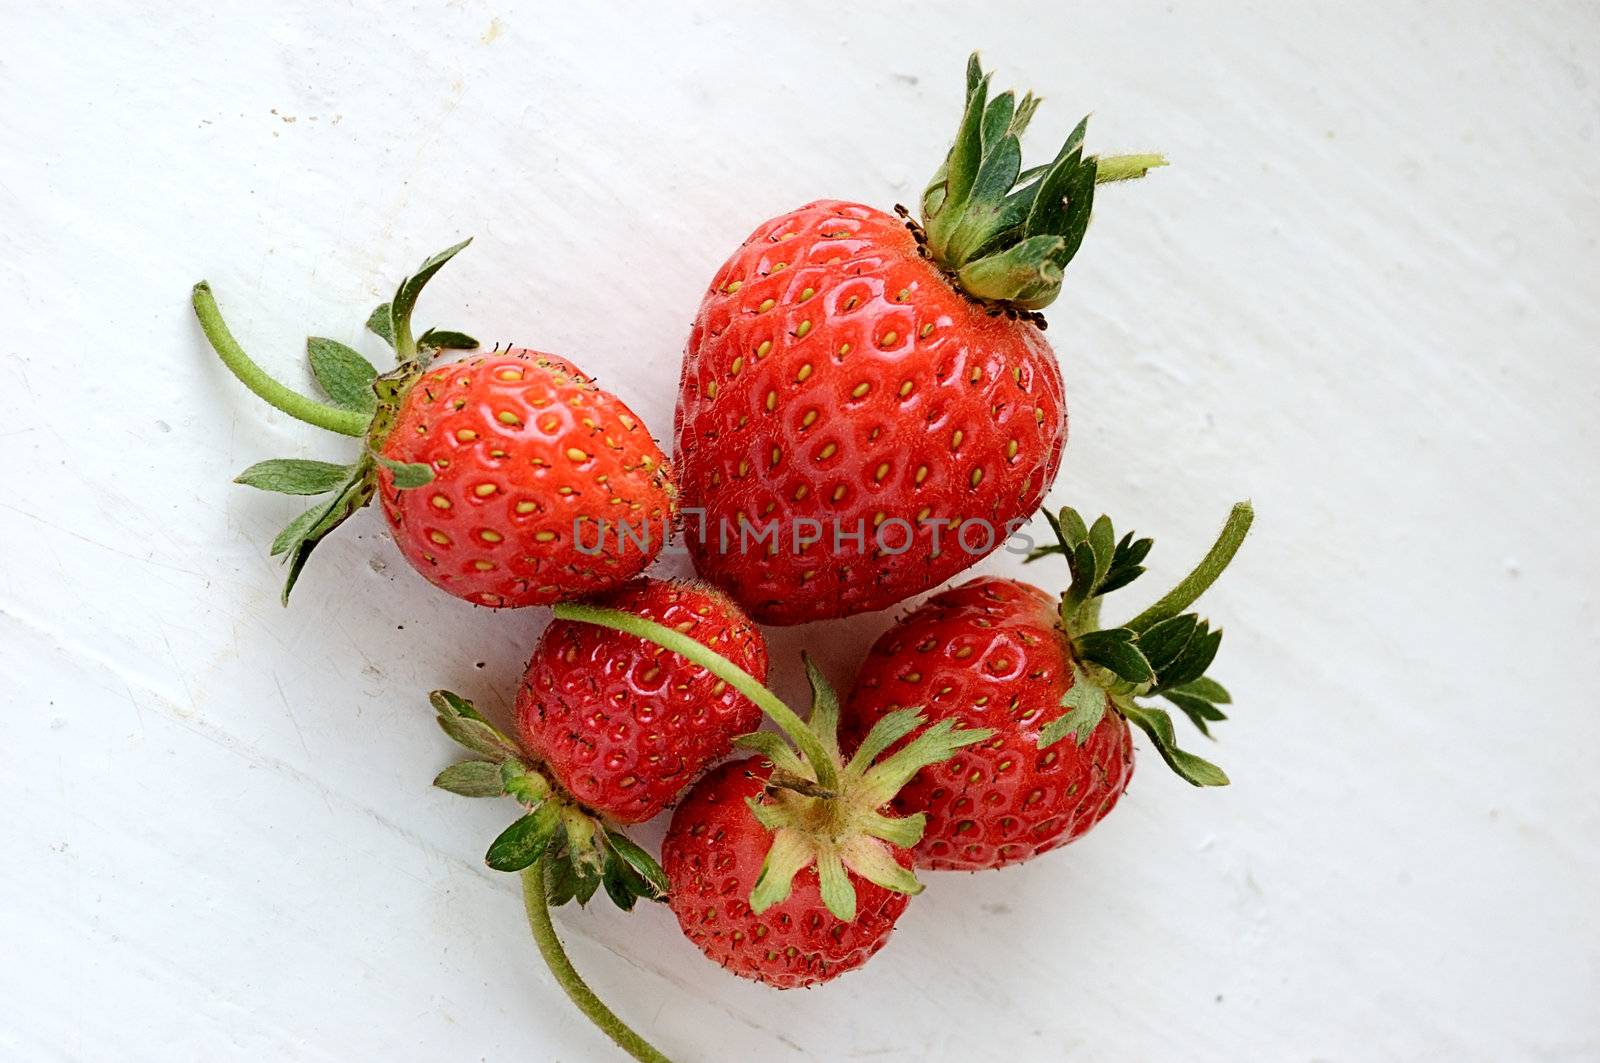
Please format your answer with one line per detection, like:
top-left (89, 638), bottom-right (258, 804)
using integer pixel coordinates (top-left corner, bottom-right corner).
top-left (3, 2), bottom-right (1596, 1059)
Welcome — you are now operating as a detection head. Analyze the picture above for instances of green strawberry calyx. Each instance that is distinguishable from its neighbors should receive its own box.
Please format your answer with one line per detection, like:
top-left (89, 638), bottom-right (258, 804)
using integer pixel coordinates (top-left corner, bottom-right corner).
top-left (553, 603), bottom-right (994, 924)
top-left (1024, 501), bottom-right (1254, 786)
top-left (428, 689), bottom-right (670, 911)
top-left (429, 689), bottom-right (677, 1063)
top-left (918, 52), bottom-right (1166, 313)
top-left (190, 240), bottom-right (477, 603)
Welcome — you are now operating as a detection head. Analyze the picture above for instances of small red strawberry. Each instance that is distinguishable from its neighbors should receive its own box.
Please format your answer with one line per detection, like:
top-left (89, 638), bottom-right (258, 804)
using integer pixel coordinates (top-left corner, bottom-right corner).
top-left (516, 577), bottom-right (768, 823)
top-left (193, 240), bottom-right (675, 606)
top-left (661, 757), bottom-right (913, 989)
top-left (675, 54), bottom-right (1165, 624)
top-left (551, 601), bottom-right (993, 989)
top-left (844, 502), bottom-right (1252, 871)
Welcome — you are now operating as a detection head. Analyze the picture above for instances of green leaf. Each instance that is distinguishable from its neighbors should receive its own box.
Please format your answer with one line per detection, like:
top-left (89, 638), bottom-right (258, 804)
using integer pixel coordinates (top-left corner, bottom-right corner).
top-left (391, 239), bottom-right (472, 358)
top-left (235, 458), bottom-right (353, 495)
top-left (1038, 665), bottom-right (1108, 749)
top-left (501, 759), bottom-right (552, 805)
top-left (371, 452), bottom-right (434, 490)
top-left (485, 804), bottom-right (561, 872)
top-left (436, 713), bottom-right (518, 761)
top-left (601, 849), bottom-right (652, 912)
top-left (430, 689), bottom-right (490, 724)
top-left (730, 731), bottom-right (807, 777)
top-left (1118, 701), bottom-right (1229, 786)
top-left (1173, 676), bottom-right (1231, 704)
top-left (277, 465), bottom-right (375, 603)
top-left (1161, 689), bottom-right (1228, 737)
top-left (1138, 614), bottom-right (1200, 675)
top-left (816, 850), bottom-right (856, 922)
top-left (803, 654), bottom-right (842, 763)
top-left (1058, 506), bottom-right (1090, 545)
top-left (365, 303), bottom-right (395, 346)
top-left (543, 853), bottom-right (581, 908)
top-left (605, 830), bottom-right (670, 899)
top-left (1087, 514), bottom-right (1116, 591)
top-left (1158, 621), bottom-right (1223, 691)
top-left (432, 759), bottom-right (505, 797)
top-left (1074, 627), bottom-right (1155, 685)
top-left (306, 337), bottom-right (378, 413)
top-left (417, 328), bottom-right (478, 352)
top-left (270, 506), bottom-right (323, 557)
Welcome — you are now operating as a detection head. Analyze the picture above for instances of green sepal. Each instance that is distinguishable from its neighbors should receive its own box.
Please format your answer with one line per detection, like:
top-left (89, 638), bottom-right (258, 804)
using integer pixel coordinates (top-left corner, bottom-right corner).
top-left (485, 802), bottom-right (561, 872)
top-left (1073, 627), bottom-right (1154, 685)
top-left (365, 303), bottom-right (395, 346)
top-left (1038, 664), bottom-right (1109, 749)
top-left (1118, 700), bottom-right (1229, 787)
top-left (839, 835), bottom-right (923, 897)
top-left (430, 689), bottom-right (521, 761)
top-left (748, 828), bottom-right (812, 914)
top-left (389, 238), bottom-right (472, 360)
top-left (816, 851), bottom-right (856, 922)
top-left (417, 328), bottom-right (478, 352)
top-left (920, 55), bottom-right (1159, 310)
top-left (601, 849), bottom-right (654, 912)
top-left (371, 452), bottom-right (434, 489)
top-left (857, 718), bottom-right (994, 808)
top-left (731, 730), bottom-right (806, 777)
top-left (542, 853), bottom-right (584, 908)
top-left (802, 655), bottom-right (842, 764)
top-left (501, 759), bottom-right (552, 805)
top-left (432, 759), bottom-right (505, 797)
top-left (605, 830), bottom-right (670, 900)
top-left (234, 458), bottom-right (353, 496)
top-left (275, 462), bottom-right (376, 603)
top-left (306, 337), bottom-right (379, 414)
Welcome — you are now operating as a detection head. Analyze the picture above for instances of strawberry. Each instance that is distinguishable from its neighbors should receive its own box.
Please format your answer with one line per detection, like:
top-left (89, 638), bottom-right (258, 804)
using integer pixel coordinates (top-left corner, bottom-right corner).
top-left (516, 577), bottom-right (768, 823)
top-left (675, 54), bottom-right (1165, 624)
top-left (843, 502), bottom-right (1253, 871)
top-left (661, 757), bottom-right (913, 988)
top-left (193, 240), bottom-right (675, 605)
top-left (552, 600), bottom-right (993, 988)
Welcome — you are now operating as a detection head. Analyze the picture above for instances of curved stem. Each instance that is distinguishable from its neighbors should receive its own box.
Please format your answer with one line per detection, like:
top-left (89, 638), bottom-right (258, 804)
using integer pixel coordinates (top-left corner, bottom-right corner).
top-left (552, 603), bottom-right (839, 793)
top-left (191, 281), bottom-right (371, 437)
top-left (1125, 501), bottom-right (1254, 633)
top-left (1094, 153), bottom-right (1168, 183)
top-left (520, 865), bottom-right (675, 1063)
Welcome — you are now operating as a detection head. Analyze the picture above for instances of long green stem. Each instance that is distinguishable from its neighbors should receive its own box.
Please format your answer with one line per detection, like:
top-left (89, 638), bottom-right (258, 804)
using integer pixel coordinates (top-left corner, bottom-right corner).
top-left (1125, 501), bottom-right (1254, 633)
top-left (552, 603), bottom-right (839, 793)
top-left (191, 281), bottom-right (371, 437)
top-left (1094, 153), bottom-right (1169, 183)
top-left (520, 864), bottom-right (674, 1063)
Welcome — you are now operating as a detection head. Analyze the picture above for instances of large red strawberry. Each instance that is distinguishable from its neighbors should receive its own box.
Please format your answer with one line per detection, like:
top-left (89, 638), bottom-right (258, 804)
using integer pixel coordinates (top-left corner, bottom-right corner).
top-left (194, 239), bottom-right (675, 605)
top-left (516, 577), bottom-right (767, 823)
top-left (675, 54), bottom-right (1164, 624)
top-left (844, 502), bottom-right (1252, 871)
top-left (553, 605), bottom-right (992, 988)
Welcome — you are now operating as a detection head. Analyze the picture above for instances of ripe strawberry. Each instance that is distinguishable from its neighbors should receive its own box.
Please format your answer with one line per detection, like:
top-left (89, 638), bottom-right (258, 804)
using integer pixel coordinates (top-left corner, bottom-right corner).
top-left (662, 757), bottom-right (913, 988)
top-left (675, 54), bottom-right (1165, 624)
top-left (844, 502), bottom-right (1252, 871)
top-left (553, 605), bottom-right (992, 988)
top-left (193, 239), bottom-right (675, 605)
top-left (516, 577), bottom-right (768, 823)
top-left (377, 351), bottom-right (674, 608)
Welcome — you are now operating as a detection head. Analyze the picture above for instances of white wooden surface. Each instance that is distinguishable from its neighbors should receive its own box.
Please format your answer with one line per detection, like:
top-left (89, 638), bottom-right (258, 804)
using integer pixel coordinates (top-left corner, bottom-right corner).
top-left (3, 2), bottom-right (1597, 1059)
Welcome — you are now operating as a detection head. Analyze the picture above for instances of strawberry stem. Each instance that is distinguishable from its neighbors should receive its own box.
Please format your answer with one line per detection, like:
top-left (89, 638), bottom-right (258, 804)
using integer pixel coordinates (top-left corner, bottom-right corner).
top-left (1125, 501), bottom-right (1254, 634)
top-left (191, 281), bottom-right (371, 438)
top-left (552, 603), bottom-right (839, 793)
top-left (1095, 153), bottom-right (1169, 183)
top-left (520, 863), bottom-right (675, 1063)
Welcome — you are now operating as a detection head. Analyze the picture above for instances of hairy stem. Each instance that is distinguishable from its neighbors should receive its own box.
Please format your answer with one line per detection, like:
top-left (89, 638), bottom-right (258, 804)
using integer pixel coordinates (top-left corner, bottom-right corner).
top-left (191, 281), bottom-right (371, 437)
top-left (1094, 153), bottom-right (1169, 183)
top-left (521, 865), bottom-right (674, 1063)
top-left (552, 603), bottom-right (839, 792)
top-left (1126, 501), bottom-right (1254, 633)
